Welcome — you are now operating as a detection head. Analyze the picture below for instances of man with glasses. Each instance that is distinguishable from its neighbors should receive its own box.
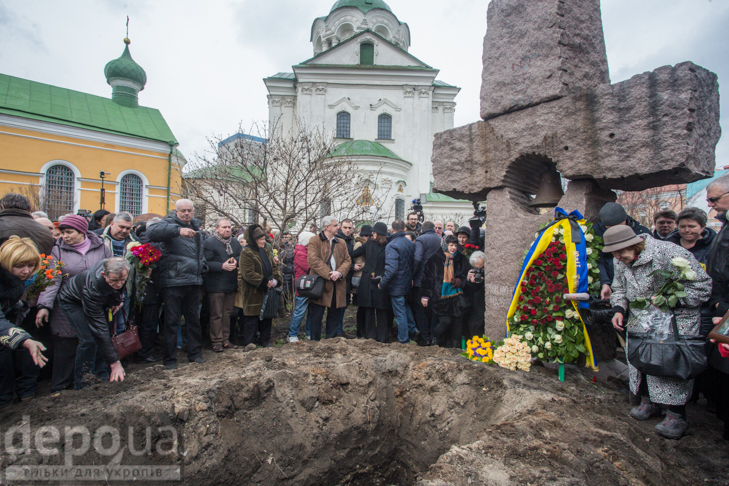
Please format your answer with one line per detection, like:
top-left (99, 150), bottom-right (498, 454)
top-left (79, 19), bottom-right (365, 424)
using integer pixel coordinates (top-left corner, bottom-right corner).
top-left (147, 199), bottom-right (206, 369)
top-left (406, 212), bottom-right (422, 234)
top-left (434, 221), bottom-right (444, 237)
top-left (653, 210), bottom-right (678, 240)
top-left (99, 212), bottom-right (138, 338)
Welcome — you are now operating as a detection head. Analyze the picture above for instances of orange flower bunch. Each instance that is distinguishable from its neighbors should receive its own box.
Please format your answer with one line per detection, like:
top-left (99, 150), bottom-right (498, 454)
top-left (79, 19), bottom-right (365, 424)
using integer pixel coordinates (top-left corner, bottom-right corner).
top-left (27, 255), bottom-right (66, 299)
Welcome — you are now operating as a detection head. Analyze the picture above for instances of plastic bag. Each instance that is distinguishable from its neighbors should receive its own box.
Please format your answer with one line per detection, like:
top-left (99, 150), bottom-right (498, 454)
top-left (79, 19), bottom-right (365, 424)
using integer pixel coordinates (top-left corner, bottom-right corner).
top-left (629, 305), bottom-right (674, 340)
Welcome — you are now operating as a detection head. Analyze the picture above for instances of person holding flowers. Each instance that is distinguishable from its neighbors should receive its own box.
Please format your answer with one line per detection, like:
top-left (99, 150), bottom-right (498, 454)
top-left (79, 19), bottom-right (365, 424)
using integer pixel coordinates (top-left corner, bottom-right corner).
top-left (0, 236), bottom-right (49, 409)
top-left (607, 226), bottom-right (711, 439)
top-left (35, 215), bottom-right (111, 391)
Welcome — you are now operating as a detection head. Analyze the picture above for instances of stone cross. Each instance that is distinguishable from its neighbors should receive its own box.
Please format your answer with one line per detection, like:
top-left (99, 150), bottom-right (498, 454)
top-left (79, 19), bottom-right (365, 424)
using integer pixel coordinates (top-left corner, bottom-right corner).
top-left (431, 0), bottom-right (722, 341)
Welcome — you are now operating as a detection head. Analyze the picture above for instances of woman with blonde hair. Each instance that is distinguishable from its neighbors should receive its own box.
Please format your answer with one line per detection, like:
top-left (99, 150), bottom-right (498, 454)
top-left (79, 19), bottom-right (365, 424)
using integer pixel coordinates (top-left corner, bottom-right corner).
top-left (0, 236), bottom-right (49, 409)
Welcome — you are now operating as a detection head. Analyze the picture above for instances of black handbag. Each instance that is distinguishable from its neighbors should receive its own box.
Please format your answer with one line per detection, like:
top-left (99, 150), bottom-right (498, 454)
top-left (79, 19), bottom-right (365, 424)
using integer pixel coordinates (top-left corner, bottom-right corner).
top-left (260, 287), bottom-right (283, 320)
top-left (627, 315), bottom-right (708, 381)
top-left (294, 244), bottom-right (333, 299)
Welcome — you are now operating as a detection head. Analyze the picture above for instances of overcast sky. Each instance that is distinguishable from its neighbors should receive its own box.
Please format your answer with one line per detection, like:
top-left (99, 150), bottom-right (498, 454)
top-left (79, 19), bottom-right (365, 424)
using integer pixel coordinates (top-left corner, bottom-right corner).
top-left (1, 0), bottom-right (726, 168)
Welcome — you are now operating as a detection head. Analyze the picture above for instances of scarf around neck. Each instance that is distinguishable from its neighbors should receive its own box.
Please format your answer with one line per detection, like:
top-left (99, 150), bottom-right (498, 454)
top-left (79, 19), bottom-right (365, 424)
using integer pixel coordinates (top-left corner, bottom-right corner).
top-left (214, 231), bottom-right (233, 255)
top-left (441, 251), bottom-right (462, 299)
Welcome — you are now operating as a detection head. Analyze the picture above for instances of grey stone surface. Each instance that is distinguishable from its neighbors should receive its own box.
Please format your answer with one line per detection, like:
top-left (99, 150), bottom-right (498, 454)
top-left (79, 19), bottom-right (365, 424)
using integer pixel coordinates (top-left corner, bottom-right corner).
top-left (435, 62), bottom-right (721, 198)
top-left (480, 0), bottom-right (610, 120)
top-left (559, 179), bottom-right (615, 223)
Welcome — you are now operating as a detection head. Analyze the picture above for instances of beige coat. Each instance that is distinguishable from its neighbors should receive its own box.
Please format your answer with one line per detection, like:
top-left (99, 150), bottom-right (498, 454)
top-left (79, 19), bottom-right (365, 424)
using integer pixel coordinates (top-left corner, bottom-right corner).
top-left (307, 232), bottom-right (351, 308)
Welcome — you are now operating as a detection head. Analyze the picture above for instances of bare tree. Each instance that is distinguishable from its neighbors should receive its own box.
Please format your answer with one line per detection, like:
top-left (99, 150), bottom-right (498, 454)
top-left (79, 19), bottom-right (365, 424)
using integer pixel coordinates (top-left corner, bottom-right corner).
top-left (616, 184), bottom-right (686, 228)
top-left (183, 119), bottom-right (387, 242)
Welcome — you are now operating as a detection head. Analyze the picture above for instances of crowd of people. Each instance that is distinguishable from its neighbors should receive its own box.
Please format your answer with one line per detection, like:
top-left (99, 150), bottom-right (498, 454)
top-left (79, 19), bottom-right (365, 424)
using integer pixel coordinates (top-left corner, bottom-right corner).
top-left (3, 176), bottom-right (729, 442)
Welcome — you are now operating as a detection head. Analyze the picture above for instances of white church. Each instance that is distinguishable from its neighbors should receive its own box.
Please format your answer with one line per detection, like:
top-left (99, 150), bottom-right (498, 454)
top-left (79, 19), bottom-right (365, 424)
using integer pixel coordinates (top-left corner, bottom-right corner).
top-left (264, 0), bottom-right (473, 223)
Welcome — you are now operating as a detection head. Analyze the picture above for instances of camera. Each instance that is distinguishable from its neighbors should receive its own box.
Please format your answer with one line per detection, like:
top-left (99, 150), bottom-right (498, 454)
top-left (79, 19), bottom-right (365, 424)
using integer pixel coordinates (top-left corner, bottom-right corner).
top-left (410, 193), bottom-right (427, 223)
top-left (472, 268), bottom-right (484, 284)
top-left (77, 209), bottom-right (92, 220)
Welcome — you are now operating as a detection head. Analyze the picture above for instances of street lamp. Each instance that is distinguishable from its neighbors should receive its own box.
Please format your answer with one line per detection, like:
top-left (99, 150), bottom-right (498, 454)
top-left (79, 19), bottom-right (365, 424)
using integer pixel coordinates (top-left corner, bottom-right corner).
top-left (100, 171), bottom-right (110, 210)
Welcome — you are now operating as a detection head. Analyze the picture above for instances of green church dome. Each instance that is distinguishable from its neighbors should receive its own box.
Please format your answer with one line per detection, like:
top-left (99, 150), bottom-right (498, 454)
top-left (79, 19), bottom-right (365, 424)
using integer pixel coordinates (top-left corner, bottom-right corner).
top-left (104, 39), bottom-right (147, 89)
top-left (330, 140), bottom-right (403, 161)
top-left (329, 0), bottom-right (392, 15)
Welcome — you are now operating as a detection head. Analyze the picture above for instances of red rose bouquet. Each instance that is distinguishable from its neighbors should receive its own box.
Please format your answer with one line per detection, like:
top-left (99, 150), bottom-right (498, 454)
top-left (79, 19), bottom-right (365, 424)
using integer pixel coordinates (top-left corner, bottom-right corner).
top-left (126, 242), bottom-right (162, 309)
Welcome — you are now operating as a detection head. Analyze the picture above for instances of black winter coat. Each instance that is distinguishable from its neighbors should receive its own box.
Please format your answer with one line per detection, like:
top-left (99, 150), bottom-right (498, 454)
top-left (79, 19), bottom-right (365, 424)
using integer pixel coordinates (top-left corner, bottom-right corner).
top-left (421, 250), bottom-right (469, 317)
top-left (146, 215), bottom-right (206, 288)
top-left (708, 213), bottom-right (729, 318)
top-left (58, 260), bottom-right (124, 365)
top-left (337, 230), bottom-right (355, 292)
top-left (594, 217), bottom-right (651, 287)
top-left (665, 227), bottom-right (717, 264)
top-left (413, 229), bottom-right (442, 287)
top-left (381, 232), bottom-right (415, 296)
top-left (203, 236), bottom-right (242, 293)
top-left (0, 266), bottom-right (32, 350)
top-left (350, 239), bottom-right (391, 310)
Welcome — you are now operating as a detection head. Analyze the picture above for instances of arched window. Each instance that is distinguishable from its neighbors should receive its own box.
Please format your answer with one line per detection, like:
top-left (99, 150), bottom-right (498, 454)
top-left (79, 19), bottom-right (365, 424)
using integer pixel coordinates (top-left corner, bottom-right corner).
top-left (44, 165), bottom-right (75, 220)
top-left (336, 112), bottom-right (351, 138)
top-left (395, 199), bottom-right (405, 221)
top-left (378, 114), bottom-right (392, 139)
top-left (119, 173), bottom-right (144, 216)
top-left (360, 42), bottom-right (374, 65)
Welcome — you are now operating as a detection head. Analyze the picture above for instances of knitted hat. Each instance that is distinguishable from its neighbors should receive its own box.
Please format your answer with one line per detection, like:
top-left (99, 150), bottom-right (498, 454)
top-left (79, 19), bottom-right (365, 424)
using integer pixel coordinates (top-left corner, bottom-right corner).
top-left (359, 224), bottom-right (373, 237)
top-left (602, 226), bottom-right (644, 253)
top-left (372, 222), bottom-right (388, 236)
top-left (599, 202), bottom-right (628, 227)
top-left (298, 231), bottom-right (316, 246)
top-left (58, 215), bottom-right (88, 234)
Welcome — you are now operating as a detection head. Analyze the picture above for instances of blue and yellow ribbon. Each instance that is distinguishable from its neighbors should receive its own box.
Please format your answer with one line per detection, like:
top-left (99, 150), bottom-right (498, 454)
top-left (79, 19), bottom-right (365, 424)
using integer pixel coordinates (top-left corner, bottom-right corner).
top-left (506, 207), bottom-right (597, 370)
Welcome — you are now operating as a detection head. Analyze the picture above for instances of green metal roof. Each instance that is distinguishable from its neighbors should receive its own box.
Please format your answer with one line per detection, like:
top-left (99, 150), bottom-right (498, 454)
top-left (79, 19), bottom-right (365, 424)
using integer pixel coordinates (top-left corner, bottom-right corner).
top-left (104, 42), bottom-right (147, 88)
top-left (0, 73), bottom-right (178, 145)
top-left (329, 140), bottom-right (404, 161)
top-left (266, 72), bottom-right (296, 80)
top-left (330, 0), bottom-right (392, 15)
top-left (433, 80), bottom-right (458, 88)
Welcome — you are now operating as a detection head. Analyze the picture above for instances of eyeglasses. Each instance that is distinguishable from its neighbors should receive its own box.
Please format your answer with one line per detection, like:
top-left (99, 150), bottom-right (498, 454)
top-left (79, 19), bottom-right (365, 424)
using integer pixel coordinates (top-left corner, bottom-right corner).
top-left (707, 191), bottom-right (729, 204)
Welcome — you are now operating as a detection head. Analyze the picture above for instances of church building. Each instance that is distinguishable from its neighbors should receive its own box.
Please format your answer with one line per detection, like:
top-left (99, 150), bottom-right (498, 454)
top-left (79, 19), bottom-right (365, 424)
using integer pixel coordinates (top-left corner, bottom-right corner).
top-left (264, 0), bottom-right (472, 222)
top-left (0, 38), bottom-right (183, 220)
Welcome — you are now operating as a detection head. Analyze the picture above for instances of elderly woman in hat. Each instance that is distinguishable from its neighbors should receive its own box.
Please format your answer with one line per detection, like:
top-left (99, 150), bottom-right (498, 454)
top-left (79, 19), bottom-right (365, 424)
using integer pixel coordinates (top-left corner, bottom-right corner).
top-left (607, 226), bottom-right (711, 439)
top-left (35, 215), bottom-right (112, 391)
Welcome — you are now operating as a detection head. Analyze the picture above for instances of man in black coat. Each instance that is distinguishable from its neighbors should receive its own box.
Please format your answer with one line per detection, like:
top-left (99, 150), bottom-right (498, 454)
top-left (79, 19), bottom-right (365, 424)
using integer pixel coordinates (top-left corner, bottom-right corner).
top-left (412, 221), bottom-right (443, 345)
top-left (0, 194), bottom-right (54, 255)
top-left (147, 199), bottom-right (207, 369)
top-left (406, 212), bottom-right (422, 234)
top-left (203, 218), bottom-right (242, 353)
top-left (335, 218), bottom-right (355, 336)
top-left (594, 202), bottom-right (651, 300)
top-left (58, 258), bottom-right (129, 388)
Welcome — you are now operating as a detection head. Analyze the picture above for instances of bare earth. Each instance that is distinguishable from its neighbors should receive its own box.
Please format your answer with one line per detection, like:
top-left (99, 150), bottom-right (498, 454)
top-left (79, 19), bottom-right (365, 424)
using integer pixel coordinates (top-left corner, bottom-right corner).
top-left (1, 329), bottom-right (728, 486)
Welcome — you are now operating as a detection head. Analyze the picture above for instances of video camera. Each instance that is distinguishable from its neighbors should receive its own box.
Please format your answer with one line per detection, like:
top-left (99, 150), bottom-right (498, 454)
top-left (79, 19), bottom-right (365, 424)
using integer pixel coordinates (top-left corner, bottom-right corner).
top-left (410, 193), bottom-right (427, 223)
top-left (468, 201), bottom-right (487, 233)
top-left (76, 209), bottom-right (92, 221)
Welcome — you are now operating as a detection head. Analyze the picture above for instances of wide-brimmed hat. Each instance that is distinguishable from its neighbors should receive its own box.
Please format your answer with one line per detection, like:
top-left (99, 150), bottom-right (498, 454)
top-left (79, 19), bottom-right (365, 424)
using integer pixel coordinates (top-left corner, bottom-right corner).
top-left (359, 224), bottom-right (372, 236)
top-left (602, 225), bottom-right (643, 253)
top-left (372, 222), bottom-right (388, 236)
